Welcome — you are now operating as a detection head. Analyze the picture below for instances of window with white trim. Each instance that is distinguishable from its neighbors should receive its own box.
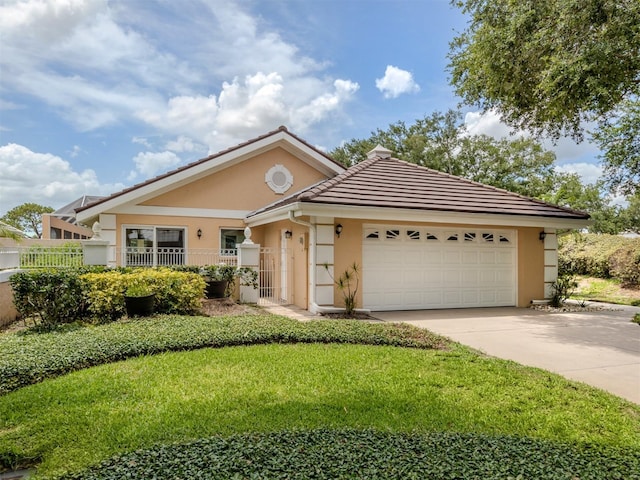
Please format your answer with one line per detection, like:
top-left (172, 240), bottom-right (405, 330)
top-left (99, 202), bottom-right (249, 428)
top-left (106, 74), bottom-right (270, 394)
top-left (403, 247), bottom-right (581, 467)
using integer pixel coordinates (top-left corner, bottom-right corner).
top-left (124, 226), bottom-right (185, 266)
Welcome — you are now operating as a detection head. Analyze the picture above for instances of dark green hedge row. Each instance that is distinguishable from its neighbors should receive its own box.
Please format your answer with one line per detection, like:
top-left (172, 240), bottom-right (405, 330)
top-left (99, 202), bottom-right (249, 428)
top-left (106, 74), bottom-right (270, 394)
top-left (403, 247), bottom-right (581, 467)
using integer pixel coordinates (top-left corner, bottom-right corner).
top-left (0, 315), bottom-right (448, 395)
top-left (67, 429), bottom-right (640, 480)
top-left (558, 233), bottom-right (640, 287)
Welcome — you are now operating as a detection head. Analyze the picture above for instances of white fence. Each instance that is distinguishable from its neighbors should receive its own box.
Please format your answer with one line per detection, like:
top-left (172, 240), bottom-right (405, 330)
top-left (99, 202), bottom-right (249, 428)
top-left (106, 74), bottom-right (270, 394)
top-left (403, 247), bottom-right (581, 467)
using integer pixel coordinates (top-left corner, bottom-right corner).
top-left (0, 245), bottom-right (238, 269)
top-left (0, 245), bottom-right (84, 269)
top-left (116, 248), bottom-right (237, 267)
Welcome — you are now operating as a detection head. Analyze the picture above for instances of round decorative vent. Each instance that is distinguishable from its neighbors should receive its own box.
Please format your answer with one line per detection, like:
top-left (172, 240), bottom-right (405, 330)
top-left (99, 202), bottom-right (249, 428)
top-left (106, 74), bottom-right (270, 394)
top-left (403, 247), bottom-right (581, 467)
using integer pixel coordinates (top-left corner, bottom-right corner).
top-left (265, 164), bottom-right (293, 194)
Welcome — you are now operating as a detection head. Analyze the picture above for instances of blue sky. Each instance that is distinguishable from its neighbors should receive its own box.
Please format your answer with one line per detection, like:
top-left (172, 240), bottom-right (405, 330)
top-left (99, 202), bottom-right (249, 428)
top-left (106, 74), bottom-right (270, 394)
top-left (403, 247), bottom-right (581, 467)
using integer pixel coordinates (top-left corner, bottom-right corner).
top-left (0, 0), bottom-right (602, 216)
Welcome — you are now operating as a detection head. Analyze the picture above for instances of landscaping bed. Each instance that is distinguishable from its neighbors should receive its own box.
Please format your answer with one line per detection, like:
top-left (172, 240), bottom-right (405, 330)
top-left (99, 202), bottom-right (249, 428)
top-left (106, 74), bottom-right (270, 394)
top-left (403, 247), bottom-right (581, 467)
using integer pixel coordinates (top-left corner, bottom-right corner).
top-left (1, 315), bottom-right (638, 479)
top-left (69, 429), bottom-right (639, 480)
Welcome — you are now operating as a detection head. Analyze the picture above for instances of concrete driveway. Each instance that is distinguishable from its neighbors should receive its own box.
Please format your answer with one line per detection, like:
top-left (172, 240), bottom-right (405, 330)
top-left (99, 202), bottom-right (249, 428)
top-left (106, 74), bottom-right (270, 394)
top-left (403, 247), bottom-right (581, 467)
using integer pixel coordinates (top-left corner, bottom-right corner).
top-left (373, 304), bottom-right (640, 404)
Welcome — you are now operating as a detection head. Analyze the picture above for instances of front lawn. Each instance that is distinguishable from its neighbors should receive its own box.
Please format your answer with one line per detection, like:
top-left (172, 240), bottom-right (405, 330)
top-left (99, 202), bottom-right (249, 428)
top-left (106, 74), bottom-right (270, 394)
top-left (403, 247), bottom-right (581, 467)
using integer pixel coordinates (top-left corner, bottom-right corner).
top-left (1, 315), bottom-right (639, 479)
top-left (573, 275), bottom-right (640, 306)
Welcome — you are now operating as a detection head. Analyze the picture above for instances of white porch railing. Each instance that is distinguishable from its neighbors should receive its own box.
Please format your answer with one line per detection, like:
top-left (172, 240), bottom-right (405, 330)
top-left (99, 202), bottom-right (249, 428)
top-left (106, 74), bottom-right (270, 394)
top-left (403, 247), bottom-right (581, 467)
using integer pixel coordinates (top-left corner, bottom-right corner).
top-left (0, 246), bottom-right (238, 270)
top-left (0, 245), bottom-right (84, 269)
top-left (116, 248), bottom-right (238, 267)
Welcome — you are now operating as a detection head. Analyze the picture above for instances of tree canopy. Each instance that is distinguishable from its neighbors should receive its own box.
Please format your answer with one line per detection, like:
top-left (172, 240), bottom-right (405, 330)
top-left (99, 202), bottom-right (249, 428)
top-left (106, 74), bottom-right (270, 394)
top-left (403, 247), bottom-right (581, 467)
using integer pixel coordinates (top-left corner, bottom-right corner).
top-left (448, 0), bottom-right (640, 141)
top-left (1, 203), bottom-right (54, 239)
top-left (592, 99), bottom-right (640, 196)
top-left (448, 0), bottom-right (640, 196)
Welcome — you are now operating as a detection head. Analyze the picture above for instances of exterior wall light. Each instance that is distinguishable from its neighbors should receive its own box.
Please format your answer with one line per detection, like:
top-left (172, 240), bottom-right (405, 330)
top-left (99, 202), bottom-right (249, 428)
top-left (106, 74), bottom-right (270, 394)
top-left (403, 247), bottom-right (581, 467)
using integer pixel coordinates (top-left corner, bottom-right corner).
top-left (335, 224), bottom-right (343, 238)
top-left (197, 228), bottom-right (202, 239)
top-left (284, 230), bottom-right (292, 239)
top-left (539, 231), bottom-right (546, 241)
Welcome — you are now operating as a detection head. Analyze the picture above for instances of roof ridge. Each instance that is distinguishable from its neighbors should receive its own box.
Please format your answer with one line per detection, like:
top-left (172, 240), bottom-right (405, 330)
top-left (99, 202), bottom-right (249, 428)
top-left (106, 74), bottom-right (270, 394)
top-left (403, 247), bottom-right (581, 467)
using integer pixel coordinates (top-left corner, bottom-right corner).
top-left (391, 157), bottom-right (589, 217)
top-left (297, 156), bottom-right (381, 200)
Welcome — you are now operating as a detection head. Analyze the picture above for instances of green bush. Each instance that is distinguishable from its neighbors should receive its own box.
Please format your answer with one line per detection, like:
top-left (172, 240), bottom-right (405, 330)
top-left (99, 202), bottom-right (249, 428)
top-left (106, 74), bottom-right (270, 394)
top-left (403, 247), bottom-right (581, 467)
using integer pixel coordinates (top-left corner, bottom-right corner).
top-left (68, 429), bottom-right (640, 480)
top-left (0, 316), bottom-right (448, 395)
top-left (609, 244), bottom-right (640, 287)
top-left (549, 274), bottom-right (578, 307)
top-left (81, 269), bottom-right (206, 320)
top-left (559, 233), bottom-right (640, 286)
top-left (10, 269), bottom-right (88, 329)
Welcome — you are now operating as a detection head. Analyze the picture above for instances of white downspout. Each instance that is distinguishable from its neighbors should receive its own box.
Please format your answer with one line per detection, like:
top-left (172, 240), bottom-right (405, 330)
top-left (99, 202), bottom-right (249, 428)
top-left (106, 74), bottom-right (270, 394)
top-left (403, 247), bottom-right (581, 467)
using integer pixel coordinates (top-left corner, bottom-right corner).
top-left (288, 210), bottom-right (319, 312)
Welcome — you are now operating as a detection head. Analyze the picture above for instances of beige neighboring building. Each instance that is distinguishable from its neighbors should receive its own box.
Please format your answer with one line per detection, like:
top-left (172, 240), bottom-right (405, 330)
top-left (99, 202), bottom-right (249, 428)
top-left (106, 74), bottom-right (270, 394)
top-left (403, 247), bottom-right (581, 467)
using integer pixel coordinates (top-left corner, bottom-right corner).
top-left (43, 195), bottom-right (104, 240)
top-left (76, 127), bottom-right (590, 313)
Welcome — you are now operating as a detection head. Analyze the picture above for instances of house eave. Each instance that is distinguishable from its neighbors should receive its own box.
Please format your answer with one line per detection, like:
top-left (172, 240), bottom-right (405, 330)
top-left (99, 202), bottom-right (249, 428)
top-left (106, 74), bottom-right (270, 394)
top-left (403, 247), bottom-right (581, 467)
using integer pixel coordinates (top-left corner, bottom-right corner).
top-left (246, 202), bottom-right (591, 230)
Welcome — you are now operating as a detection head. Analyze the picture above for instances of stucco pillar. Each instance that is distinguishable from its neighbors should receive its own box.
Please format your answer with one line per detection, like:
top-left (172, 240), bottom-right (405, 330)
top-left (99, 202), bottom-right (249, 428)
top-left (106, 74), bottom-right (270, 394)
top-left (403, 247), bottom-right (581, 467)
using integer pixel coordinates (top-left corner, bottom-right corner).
top-left (82, 222), bottom-right (110, 266)
top-left (543, 229), bottom-right (558, 299)
top-left (237, 228), bottom-right (260, 304)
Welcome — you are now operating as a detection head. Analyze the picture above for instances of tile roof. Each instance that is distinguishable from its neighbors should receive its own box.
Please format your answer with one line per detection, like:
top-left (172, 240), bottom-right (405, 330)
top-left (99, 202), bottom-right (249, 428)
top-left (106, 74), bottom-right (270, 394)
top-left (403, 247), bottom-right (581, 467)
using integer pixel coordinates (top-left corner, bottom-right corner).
top-left (250, 155), bottom-right (590, 219)
top-left (75, 126), bottom-right (343, 214)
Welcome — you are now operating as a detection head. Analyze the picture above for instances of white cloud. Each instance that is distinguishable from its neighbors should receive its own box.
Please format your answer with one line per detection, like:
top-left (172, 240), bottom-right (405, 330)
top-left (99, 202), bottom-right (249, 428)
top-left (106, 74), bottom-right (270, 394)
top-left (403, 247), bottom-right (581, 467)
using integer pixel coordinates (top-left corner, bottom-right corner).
top-left (132, 150), bottom-right (181, 178)
top-left (375, 65), bottom-right (420, 99)
top-left (140, 72), bottom-right (358, 153)
top-left (554, 163), bottom-right (603, 186)
top-left (69, 145), bottom-right (83, 158)
top-left (464, 110), bottom-right (516, 139)
top-left (464, 109), bottom-right (601, 166)
top-left (132, 137), bottom-right (152, 149)
top-left (0, 143), bottom-right (124, 214)
top-left (165, 136), bottom-right (203, 153)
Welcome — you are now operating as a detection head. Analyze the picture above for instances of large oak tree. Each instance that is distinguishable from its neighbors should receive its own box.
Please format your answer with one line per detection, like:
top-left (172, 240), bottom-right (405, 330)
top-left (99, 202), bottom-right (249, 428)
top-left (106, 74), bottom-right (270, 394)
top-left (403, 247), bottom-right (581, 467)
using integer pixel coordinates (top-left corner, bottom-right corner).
top-left (448, 0), bottom-right (640, 195)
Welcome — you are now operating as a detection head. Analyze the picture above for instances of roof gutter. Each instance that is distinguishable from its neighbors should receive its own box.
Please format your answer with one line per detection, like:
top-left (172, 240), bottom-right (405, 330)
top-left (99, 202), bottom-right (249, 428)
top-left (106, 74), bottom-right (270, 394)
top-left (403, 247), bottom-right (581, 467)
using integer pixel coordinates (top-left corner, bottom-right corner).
top-left (287, 210), bottom-right (320, 313)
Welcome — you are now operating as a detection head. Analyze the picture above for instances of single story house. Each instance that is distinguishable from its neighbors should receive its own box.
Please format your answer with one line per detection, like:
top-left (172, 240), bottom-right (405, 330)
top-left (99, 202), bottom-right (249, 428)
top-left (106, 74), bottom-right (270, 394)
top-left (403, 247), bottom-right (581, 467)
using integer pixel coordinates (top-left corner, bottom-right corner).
top-left (76, 126), bottom-right (590, 313)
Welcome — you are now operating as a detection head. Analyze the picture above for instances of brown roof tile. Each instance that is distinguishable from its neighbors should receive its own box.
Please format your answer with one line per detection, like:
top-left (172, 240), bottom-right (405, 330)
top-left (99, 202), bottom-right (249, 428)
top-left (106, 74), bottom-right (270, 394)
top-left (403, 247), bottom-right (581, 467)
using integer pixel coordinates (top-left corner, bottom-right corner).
top-left (250, 156), bottom-right (590, 219)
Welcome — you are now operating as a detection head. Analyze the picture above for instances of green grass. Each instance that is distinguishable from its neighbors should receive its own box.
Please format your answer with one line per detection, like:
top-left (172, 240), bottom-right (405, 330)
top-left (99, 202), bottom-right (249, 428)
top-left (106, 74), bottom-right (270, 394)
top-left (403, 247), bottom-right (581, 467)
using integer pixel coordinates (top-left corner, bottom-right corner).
top-left (0, 314), bottom-right (446, 394)
top-left (572, 275), bottom-right (640, 306)
top-left (1, 342), bottom-right (639, 478)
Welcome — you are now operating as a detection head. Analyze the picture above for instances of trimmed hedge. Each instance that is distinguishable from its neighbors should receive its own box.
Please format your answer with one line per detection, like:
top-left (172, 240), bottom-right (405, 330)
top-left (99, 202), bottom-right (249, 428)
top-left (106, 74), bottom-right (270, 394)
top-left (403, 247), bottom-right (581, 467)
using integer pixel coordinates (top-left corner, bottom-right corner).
top-left (68, 429), bottom-right (640, 480)
top-left (559, 233), bottom-right (640, 287)
top-left (81, 269), bottom-right (205, 320)
top-left (9, 268), bottom-right (206, 328)
top-left (0, 315), bottom-right (448, 395)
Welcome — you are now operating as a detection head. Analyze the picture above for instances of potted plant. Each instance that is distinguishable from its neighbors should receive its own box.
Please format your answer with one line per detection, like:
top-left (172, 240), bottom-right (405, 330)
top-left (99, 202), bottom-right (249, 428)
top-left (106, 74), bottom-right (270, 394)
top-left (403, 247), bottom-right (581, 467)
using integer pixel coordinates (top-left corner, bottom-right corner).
top-left (201, 264), bottom-right (237, 298)
top-left (201, 265), bottom-right (260, 299)
top-left (124, 284), bottom-right (155, 317)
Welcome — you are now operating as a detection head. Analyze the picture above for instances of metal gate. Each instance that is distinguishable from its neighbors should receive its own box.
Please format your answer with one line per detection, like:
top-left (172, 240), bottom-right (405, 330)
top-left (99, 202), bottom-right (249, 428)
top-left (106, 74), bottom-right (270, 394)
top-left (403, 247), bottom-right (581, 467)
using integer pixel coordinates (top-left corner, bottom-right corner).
top-left (259, 247), bottom-right (292, 305)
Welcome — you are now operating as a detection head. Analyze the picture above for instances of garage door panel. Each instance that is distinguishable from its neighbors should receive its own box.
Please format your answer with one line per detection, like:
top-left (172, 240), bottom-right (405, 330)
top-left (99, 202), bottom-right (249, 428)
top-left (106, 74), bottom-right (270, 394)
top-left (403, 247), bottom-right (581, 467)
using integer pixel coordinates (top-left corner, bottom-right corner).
top-left (462, 251), bottom-right (479, 264)
top-left (443, 251), bottom-right (462, 263)
top-left (363, 226), bottom-right (516, 310)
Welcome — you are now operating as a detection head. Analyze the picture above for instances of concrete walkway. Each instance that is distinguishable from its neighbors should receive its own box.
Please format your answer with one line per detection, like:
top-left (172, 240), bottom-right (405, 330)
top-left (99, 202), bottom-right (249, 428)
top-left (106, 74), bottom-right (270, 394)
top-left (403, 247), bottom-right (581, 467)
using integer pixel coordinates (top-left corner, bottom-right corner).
top-left (374, 304), bottom-right (640, 404)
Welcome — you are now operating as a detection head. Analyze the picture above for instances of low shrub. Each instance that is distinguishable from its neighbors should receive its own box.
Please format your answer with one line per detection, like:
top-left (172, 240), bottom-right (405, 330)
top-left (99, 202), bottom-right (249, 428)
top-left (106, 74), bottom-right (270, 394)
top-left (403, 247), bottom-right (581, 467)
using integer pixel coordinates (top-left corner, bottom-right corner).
top-left (609, 244), bottom-right (640, 287)
top-left (549, 274), bottom-right (578, 307)
top-left (559, 233), bottom-right (640, 286)
top-left (0, 316), bottom-right (448, 395)
top-left (10, 269), bottom-right (89, 330)
top-left (68, 429), bottom-right (640, 480)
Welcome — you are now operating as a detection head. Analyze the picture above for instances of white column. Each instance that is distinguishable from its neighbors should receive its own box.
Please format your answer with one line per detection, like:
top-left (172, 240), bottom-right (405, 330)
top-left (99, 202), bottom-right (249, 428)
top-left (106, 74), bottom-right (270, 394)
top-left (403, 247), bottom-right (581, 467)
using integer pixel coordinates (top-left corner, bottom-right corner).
top-left (237, 234), bottom-right (260, 304)
top-left (543, 229), bottom-right (558, 299)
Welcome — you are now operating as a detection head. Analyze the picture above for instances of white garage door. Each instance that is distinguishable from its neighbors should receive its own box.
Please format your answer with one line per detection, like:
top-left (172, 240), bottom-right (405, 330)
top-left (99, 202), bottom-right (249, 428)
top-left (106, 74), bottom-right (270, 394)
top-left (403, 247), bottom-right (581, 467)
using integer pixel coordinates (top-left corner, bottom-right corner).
top-left (362, 226), bottom-right (516, 311)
